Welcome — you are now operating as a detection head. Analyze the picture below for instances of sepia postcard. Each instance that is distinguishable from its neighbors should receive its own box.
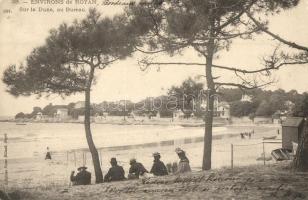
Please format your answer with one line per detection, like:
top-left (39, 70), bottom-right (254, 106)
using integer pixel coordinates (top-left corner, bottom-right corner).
top-left (0, 0), bottom-right (307, 199)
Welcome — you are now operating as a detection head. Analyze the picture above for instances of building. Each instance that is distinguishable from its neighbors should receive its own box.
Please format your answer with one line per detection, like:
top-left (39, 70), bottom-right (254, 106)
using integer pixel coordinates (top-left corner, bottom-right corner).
top-left (35, 112), bottom-right (48, 121)
top-left (216, 101), bottom-right (230, 119)
top-left (55, 108), bottom-right (69, 120)
top-left (155, 111), bottom-right (161, 118)
top-left (241, 94), bottom-right (253, 102)
top-left (282, 117), bottom-right (305, 150)
top-left (200, 95), bottom-right (219, 110)
top-left (74, 101), bottom-right (85, 109)
top-left (199, 96), bottom-right (230, 120)
top-left (173, 109), bottom-right (185, 119)
top-left (78, 115), bottom-right (85, 122)
top-left (284, 100), bottom-right (295, 114)
top-left (36, 112), bottom-right (43, 120)
top-left (78, 115), bottom-right (95, 122)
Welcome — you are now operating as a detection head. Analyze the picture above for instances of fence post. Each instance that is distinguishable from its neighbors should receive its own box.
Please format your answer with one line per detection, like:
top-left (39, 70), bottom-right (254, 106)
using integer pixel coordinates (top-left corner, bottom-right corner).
top-left (84, 152), bottom-right (87, 166)
top-left (74, 151), bottom-right (76, 167)
top-left (82, 152), bottom-right (85, 166)
top-left (4, 134), bottom-right (8, 186)
top-left (262, 142), bottom-right (265, 165)
top-left (99, 149), bottom-right (102, 166)
top-left (231, 143), bottom-right (234, 169)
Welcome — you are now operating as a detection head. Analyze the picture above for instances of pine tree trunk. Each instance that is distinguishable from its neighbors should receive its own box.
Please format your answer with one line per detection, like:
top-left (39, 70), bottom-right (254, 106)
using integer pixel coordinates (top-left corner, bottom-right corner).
top-left (293, 121), bottom-right (308, 171)
top-left (84, 66), bottom-right (104, 183)
top-left (202, 17), bottom-right (215, 170)
top-left (203, 89), bottom-right (214, 170)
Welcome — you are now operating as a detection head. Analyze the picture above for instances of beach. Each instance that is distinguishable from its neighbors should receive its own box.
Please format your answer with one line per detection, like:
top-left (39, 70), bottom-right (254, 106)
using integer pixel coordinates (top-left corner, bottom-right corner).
top-left (0, 122), bottom-right (282, 188)
top-left (3, 162), bottom-right (308, 200)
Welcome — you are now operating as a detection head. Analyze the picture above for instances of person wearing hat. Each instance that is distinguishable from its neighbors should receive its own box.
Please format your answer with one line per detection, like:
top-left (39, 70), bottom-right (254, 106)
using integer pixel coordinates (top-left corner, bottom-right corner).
top-left (128, 158), bottom-right (148, 179)
top-left (104, 157), bottom-right (126, 182)
top-left (150, 152), bottom-right (168, 176)
top-left (70, 166), bottom-right (91, 185)
top-left (175, 148), bottom-right (191, 174)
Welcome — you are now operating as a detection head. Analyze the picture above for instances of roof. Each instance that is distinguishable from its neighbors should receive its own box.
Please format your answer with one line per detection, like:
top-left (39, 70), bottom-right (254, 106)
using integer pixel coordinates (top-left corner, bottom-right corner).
top-left (53, 105), bottom-right (68, 109)
top-left (282, 117), bottom-right (304, 127)
top-left (56, 108), bottom-right (68, 111)
top-left (219, 101), bottom-right (230, 108)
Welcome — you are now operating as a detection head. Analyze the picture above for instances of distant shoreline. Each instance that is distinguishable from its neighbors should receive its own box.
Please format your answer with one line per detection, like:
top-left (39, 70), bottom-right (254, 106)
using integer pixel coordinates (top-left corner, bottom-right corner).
top-left (0, 115), bottom-right (236, 127)
top-left (0, 119), bottom-right (226, 127)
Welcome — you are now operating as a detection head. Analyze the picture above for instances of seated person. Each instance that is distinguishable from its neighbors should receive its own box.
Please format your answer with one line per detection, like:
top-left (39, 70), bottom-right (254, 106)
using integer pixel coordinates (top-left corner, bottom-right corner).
top-left (104, 157), bottom-right (126, 182)
top-left (175, 148), bottom-right (191, 174)
top-left (128, 158), bottom-right (148, 179)
top-left (70, 166), bottom-right (91, 185)
top-left (150, 152), bottom-right (168, 176)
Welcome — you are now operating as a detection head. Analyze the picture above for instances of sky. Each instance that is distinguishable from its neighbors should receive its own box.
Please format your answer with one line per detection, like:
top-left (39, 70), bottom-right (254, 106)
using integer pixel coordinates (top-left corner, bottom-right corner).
top-left (0, 0), bottom-right (308, 117)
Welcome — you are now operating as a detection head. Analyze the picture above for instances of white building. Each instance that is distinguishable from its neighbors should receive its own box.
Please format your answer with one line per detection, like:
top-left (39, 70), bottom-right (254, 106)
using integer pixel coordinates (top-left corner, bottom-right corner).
top-left (74, 101), bottom-right (85, 109)
top-left (36, 112), bottom-right (43, 120)
top-left (78, 115), bottom-right (85, 122)
top-left (173, 109), bottom-right (186, 119)
top-left (55, 108), bottom-right (69, 120)
top-left (200, 96), bottom-right (219, 110)
top-left (216, 101), bottom-right (230, 119)
top-left (78, 115), bottom-right (96, 122)
top-left (284, 100), bottom-right (295, 113)
top-left (241, 94), bottom-right (253, 102)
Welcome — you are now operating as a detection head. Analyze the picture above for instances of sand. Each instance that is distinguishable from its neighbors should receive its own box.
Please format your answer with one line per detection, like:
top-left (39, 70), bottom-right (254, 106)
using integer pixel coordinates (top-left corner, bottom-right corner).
top-left (2, 162), bottom-right (308, 200)
top-left (0, 124), bottom-right (282, 188)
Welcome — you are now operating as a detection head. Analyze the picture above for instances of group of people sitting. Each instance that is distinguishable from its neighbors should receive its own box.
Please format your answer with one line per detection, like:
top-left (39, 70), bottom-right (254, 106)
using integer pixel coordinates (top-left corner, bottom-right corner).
top-left (70, 147), bottom-right (191, 185)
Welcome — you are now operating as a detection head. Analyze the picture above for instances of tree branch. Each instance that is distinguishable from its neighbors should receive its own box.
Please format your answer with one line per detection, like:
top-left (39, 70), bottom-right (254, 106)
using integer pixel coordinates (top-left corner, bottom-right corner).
top-left (246, 12), bottom-right (308, 52)
top-left (215, 81), bottom-right (272, 90)
top-left (218, 28), bottom-right (260, 40)
top-left (216, 0), bottom-right (257, 31)
top-left (134, 46), bottom-right (168, 54)
top-left (138, 55), bottom-right (308, 78)
top-left (137, 60), bottom-right (279, 74)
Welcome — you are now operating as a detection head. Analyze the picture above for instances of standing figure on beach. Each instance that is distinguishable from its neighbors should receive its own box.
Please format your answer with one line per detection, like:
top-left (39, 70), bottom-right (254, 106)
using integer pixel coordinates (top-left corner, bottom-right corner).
top-left (128, 158), bottom-right (148, 179)
top-left (70, 166), bottom-right (91, 185)
top-left (175, 148), bottom-right (191, 174)
top-left (45, 147), bottom-right (51, 160)
top-left (104, 158), bottom-right (126, 182)
top-left (150, 152), bottom-right (168, 176)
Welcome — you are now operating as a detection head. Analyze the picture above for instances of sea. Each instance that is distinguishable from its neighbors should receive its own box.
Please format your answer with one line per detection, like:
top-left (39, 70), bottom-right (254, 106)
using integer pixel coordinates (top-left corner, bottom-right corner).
top-left (0, 122), bottom-right (229, 160)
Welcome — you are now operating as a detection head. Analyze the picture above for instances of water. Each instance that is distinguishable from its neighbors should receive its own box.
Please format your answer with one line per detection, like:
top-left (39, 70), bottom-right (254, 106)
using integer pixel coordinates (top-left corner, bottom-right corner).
top-left (0, 122), bottom-right (229, 160)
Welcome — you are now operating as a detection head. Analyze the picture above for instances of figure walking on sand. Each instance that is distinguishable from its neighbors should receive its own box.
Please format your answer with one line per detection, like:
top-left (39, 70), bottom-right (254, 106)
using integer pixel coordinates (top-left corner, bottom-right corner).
top-left (175, 148), bottom-right (191, 174)
top-left (45, 147), bottom-right (51, 160)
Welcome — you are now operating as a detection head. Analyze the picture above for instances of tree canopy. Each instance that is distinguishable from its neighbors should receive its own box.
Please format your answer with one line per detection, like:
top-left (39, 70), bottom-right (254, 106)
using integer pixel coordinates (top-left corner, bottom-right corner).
top-left (126, 0), bottom-right (301, 170)
top-left (3, 9), bottom-right (138, 97)
top-left (2, 8), bottom-right (139, 183)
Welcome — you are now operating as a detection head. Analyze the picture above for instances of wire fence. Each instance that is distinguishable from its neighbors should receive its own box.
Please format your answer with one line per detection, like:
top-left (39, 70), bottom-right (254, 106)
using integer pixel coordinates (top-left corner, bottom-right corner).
top-left (231, 140), bottom-right (282, 168)
top-left (53, 139), bottom-right (283, 170)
